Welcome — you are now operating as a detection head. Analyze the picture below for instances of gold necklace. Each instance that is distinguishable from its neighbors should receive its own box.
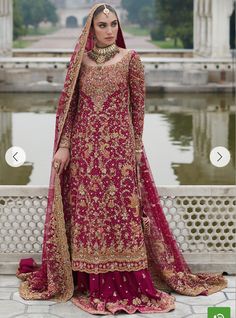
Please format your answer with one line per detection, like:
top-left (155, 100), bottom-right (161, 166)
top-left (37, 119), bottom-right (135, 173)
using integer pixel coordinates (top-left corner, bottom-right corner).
top-left (88, 43), bottom-right (120, 64)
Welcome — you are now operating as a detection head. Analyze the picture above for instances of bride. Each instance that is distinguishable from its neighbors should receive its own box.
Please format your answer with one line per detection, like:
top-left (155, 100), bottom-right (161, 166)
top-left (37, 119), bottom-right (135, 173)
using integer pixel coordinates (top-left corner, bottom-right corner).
top-left (16, 3), bottom-right (227, 315)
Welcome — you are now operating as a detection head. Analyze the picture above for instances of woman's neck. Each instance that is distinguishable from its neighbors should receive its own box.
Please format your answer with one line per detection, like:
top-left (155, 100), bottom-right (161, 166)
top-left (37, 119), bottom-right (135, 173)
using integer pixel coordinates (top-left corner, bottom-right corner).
top-left (95, 42), bottom-right (115, 49)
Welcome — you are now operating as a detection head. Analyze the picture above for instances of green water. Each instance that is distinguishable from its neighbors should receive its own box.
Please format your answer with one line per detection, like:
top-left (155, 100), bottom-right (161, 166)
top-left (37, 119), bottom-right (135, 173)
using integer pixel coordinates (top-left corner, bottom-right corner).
top-left (0, 92), bottom-right (235, 185)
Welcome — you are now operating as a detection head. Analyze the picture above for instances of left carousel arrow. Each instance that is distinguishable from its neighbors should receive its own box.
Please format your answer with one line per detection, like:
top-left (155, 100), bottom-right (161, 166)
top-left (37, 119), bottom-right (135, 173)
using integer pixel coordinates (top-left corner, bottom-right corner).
top-left (5, 147), bottom-right (26, 167)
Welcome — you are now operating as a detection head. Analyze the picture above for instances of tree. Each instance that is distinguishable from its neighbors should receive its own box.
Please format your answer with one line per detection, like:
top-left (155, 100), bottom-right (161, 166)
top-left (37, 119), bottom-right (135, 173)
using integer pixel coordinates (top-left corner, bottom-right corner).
top-left (44, 0), bottom-right (58, 25)
top-left (154, 0), bottom-right (193, 48)
top-left (13, 0), bottom-right (26, 40)
top-left (138, 6), bottom-right (155, 28)
top-left (15, 0), bottom-right (58, 31)
top-left (121, 0), bottom-right (155, 25)
top-left (21, 0), bottom-right (45, 29)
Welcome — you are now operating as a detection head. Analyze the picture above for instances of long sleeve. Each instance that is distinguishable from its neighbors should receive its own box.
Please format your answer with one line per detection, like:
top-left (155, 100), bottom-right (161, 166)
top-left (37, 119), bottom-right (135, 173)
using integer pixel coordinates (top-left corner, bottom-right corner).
top-left (58, 94), bottom-right (78, 149)
top-left (129, 51), bottom-right (145, 150)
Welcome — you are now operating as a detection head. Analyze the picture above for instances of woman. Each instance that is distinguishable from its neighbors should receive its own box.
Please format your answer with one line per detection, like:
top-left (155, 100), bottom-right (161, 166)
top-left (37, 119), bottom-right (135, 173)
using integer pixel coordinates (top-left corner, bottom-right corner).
top-left (16, 3), bottom-right (227, 315)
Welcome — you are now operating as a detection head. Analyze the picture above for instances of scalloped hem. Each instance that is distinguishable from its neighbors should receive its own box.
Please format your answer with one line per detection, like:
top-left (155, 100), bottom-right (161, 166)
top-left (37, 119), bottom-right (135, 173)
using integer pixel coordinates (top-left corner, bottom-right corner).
top-left (71, 292), bottom-right (176, 315)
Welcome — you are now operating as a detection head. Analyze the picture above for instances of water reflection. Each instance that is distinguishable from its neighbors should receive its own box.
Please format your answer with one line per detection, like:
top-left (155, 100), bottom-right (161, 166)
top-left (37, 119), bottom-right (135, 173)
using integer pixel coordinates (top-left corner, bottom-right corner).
top-left (0, 112), bottom-right (33, 184)
top-left (0, 93), bottom-right (235, 185)
top-left (145, 93), bottom-right (235, 185)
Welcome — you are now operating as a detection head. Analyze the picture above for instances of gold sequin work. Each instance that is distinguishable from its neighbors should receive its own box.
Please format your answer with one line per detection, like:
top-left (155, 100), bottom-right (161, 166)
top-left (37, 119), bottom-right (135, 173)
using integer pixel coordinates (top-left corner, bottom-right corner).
top-left (60, 50), bottom-right (147, 273)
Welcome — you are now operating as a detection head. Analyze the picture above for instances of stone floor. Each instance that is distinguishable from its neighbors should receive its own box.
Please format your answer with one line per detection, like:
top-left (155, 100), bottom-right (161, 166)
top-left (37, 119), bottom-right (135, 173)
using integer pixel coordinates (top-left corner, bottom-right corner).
top-left (0, 275), bottom-right (235, 318)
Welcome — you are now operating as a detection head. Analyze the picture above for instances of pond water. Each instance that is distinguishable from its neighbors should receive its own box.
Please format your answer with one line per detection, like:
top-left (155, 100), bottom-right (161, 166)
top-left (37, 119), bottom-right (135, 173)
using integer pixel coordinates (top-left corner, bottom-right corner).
top-left (0, 92), bottom-right (235, 185)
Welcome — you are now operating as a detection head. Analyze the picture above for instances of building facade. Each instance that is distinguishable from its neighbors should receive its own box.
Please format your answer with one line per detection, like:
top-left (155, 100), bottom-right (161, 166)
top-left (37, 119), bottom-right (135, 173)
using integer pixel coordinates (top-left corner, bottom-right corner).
top-left (194, 0), bottom-right (235, 58)
top-left (50, 0), bottom-right (126, 28)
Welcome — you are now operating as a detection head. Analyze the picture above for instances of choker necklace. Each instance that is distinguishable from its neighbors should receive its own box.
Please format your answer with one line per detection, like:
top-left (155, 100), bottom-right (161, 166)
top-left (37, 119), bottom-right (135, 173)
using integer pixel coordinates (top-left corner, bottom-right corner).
top-left (88, 43), bottom-right (120, 64)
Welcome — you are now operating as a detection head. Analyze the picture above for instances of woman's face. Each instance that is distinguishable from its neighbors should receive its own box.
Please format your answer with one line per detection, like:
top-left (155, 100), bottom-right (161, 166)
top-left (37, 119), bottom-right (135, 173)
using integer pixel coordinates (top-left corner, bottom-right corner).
top-left (93, 11), bottom-right (119, 47)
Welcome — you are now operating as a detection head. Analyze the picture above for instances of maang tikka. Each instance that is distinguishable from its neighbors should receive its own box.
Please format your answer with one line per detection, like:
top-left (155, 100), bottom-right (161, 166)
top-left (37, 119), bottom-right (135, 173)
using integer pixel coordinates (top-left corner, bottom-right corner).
top-left (103, 4), bottom-right (110, 16)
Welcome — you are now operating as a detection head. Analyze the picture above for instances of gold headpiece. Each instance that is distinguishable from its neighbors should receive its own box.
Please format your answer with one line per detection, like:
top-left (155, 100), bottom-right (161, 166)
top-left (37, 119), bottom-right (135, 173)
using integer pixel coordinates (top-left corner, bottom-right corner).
top-left (103, 4), bottom-right (110, 16)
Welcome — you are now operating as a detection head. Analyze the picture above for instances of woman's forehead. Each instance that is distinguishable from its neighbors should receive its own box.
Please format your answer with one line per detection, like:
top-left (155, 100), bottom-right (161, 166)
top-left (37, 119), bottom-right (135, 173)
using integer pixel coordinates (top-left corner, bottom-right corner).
top-left (93, 12), bottom-right (117, 23)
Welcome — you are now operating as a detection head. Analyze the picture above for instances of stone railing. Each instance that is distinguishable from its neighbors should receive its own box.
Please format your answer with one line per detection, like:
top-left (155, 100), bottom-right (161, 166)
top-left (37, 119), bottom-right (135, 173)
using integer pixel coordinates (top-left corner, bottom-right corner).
top-left (12, 48), bottom-right (194, 58)
top-left (0, 185), bottom-right (235, 274)
top-left (11, 48), bottom-right (236, 58)
top-left (0, 56), bottom-right (233, 70)
top-left (0, 56), bottom-right (234, 93)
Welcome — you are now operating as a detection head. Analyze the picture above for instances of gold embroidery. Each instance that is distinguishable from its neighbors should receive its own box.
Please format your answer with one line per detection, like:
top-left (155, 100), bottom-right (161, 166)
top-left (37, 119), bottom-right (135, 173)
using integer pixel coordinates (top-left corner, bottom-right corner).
top-left (128, 193), bottom-right (140, 217)
top-left (17, 173), bottom-right (74, 302)
top-left (57, 4), bottom-right (103, 150)
top-left (60, 51), bottom-right (148, 274)
top-left (71, 290), bottom-right (175, 314)
top-left (161, 268), bottom-right (228, 296)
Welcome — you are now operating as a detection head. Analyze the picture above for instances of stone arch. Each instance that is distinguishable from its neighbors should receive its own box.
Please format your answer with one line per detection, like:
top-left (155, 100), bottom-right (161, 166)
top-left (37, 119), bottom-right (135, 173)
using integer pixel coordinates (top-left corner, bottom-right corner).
top-left (82, 15), bottom-right (88, 27)
top-left (66, 15), bottom-right (78, 28)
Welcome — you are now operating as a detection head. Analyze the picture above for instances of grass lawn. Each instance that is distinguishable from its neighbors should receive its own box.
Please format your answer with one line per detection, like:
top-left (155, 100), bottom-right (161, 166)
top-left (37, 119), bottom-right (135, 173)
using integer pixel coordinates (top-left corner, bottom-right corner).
top-left (123, 24), bottom-right (184, 49)
top-left (13, 39), bottom-right (37, 48)
top-left (123, 25), bottom-right (150, 37)
top-left (13, 25), bottom-right (60, 48)
top-left (25, 25), bottom-right (59, 36)
top-left (151, 38), bottom-right (184, 49)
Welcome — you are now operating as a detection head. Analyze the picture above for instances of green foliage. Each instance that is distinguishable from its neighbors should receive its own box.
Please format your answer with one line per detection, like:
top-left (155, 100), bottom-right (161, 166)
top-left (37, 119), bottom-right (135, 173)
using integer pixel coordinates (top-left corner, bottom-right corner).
top-left (154, 0), bottom-right (193, 48)
top-left (13, 0), bottom-right (26, 40)
top-left (122, 0), bottom-right (193, 48)
top-left (25, 25), bottom-right (59, 36)
top-left (138, 6), bottom-right (155, 28)
top-left (44, 1), bottom-right (58, 25)
top-left (150, 24), bottom-right (165, 41)
top-left (13, 39), bottom-right (34, 48)
top-left (151, 38), bottom-right (183, 49)
top-left (121, 0), bottom-right (155, 25)
top-left (123, 26), bottom-right (150, 37)
top-left (14, 0), bottom-right (58, 33)
top-left (13, 26), bottom-right (60, 48)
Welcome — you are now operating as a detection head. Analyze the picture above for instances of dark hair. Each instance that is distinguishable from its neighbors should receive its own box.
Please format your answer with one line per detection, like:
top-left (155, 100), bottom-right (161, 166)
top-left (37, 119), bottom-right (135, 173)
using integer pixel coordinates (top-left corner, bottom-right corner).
top-left (92, 4), bottom-right (118, 24)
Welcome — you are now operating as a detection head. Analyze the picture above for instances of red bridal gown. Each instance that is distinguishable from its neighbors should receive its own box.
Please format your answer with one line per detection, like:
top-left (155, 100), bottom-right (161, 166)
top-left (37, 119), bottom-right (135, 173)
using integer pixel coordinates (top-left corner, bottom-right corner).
top-left (58, 50), bottom-right (176, 314)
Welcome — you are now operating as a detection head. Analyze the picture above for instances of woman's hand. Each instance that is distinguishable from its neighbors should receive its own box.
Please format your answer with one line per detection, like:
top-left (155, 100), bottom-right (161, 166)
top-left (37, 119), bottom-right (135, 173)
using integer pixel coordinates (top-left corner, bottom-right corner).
top-left (135, 152), bottom-right (142, 165)
top-left (52, 147), bottom-right (70, 175)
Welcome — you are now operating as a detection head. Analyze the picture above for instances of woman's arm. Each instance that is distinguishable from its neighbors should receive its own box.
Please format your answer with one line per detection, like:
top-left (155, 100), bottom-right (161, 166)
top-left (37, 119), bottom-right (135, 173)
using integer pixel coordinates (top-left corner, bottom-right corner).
top-left (58, 107), bottom-right (74, 149)
top-left (58, 92), bottom-right (78, 149)
top-left (53, 99), bottom-right (77, 174)
top-left (129, 50), bottom-right (145, 152)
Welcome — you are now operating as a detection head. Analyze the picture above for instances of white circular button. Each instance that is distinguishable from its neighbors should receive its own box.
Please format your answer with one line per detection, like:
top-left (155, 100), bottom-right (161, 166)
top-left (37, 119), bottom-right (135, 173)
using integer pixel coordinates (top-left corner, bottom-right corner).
top-left (210, 146), bottom-right (231, 167)
top-left (5, 146), bottom-right (26, 167)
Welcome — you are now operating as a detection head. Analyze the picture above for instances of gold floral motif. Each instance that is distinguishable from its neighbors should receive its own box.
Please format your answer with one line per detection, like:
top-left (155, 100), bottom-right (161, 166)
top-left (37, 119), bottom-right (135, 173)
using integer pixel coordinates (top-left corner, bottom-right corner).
top-left (127, 193), bottom-right (140, 216)
top-left (107, 199), bottom-right (115, 208)
top-left (18, 173), bottom-right (74, 302)
top-left (70, 279), bottom-right (177, 314)
top-left (121, 164), bottom-right (133, 176)
top-left (84, 143), bottom-right (93, 158)
top-left (160, 268), bottom-right (228, 296)
top-left (100, 143), bottom-right (110, 158)
top-left (79, 184), bottom-right (85, 195)
top-left (57, 47), bottom-right (148, 277)
top-left (79, 200), bottom-right (87, 207)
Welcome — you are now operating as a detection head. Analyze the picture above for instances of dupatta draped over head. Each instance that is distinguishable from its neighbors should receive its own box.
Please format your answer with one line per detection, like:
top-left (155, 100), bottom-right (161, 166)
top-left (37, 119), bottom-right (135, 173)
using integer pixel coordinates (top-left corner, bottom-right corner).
top-left (16, 3), bottom-right (227, 302)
